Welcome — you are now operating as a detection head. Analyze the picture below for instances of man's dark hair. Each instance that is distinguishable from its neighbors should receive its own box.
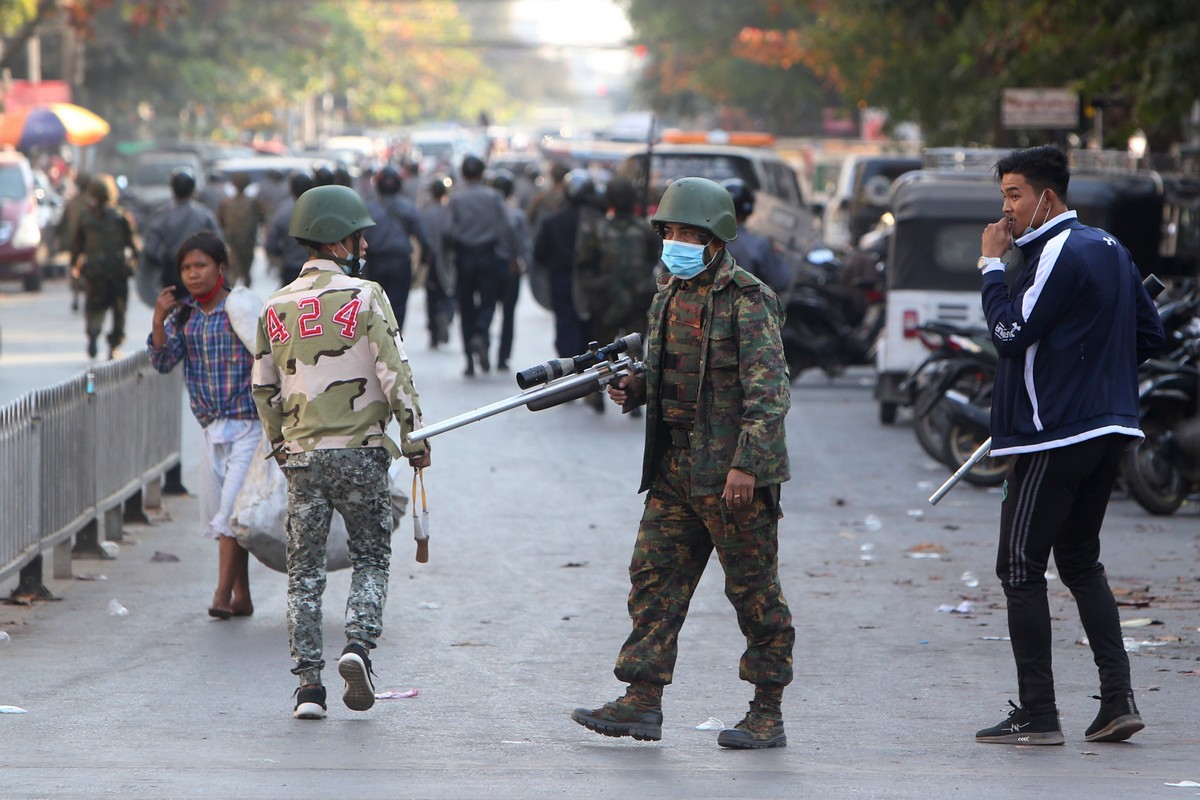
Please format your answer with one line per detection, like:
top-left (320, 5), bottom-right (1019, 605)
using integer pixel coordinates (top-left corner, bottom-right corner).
top-left (994, 144), bottom-right (1070, 198)
top-left (461, 155), bottom-right (485, 180)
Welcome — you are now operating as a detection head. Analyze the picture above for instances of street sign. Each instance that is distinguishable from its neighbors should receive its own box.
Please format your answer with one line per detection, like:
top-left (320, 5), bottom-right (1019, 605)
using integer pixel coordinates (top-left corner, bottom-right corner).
top-left (1001, 88), bottom-right (1079, 129)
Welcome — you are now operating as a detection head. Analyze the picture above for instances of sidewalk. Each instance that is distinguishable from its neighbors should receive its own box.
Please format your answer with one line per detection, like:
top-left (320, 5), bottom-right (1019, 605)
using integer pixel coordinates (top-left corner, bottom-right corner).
top-left (2, 282), bottom-right (1199, 799)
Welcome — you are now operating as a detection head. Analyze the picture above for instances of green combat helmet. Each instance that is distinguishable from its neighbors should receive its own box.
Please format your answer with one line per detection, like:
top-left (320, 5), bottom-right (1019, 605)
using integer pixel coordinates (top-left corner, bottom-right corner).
top-left (289, 184), bottom-right (375, 243)
top-left (651, 176), bottom-right (738, 242)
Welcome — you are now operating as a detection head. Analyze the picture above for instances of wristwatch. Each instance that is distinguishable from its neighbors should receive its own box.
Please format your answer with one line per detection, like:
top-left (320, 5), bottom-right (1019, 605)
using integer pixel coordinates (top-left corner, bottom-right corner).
top-left (977, 256), bottom-right (1002, 270)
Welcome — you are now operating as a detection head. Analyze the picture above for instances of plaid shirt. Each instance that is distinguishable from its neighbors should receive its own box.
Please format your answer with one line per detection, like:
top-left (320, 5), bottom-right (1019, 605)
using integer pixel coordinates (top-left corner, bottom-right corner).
top-left (147, 297), bottom-right (258, 428)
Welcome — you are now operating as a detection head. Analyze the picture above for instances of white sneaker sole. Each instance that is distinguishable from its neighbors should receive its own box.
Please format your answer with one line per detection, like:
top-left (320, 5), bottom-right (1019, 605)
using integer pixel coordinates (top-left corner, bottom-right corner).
top-left (293, 702), bottom-right (326, 720)
top-left (338, 652), bottom-right (376, 711)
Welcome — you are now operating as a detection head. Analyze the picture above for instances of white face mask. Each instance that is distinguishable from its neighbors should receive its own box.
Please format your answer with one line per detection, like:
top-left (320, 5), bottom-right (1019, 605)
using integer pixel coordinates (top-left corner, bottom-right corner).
top-left (1022, 190), bottom-right (1052, 237)
top-left (335, 242), bottom-right (366, 276)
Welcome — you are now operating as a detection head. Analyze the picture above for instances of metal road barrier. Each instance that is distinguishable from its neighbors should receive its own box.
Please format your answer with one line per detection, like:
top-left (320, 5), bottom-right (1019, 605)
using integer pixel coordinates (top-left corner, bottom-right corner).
top-left (0, 352), bottom-right (183, 598)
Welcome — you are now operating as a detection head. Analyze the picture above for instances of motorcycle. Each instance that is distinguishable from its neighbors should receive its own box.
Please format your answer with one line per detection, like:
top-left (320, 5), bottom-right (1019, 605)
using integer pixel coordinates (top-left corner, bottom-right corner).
top-left (1121, 333), bottom-right (1200, 515)
top-left (899, 321), bottom-right (1010, 485)
top-left (780, 245), bottom-right (885, 382)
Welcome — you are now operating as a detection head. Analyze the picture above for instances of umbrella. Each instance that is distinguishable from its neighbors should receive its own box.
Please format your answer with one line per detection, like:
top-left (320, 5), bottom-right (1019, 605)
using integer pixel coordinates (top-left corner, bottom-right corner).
top-left (0, 103), bottom-right (111, 149)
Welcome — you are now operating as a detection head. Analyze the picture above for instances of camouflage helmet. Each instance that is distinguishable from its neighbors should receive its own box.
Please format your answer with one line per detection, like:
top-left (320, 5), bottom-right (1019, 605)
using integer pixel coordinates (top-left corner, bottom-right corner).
top-left (289, 185), bottom-right (375, 243)
top-left (651, 177), bottom-right (738, 242)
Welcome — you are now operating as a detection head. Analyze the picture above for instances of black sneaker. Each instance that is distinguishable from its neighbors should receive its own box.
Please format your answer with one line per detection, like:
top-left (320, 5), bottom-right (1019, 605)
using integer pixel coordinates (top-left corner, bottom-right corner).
top-left (571, 699), bottom-right (663, 741)
top-left (1085, 692), bottom-right (1144, 742)
top-left (976, 701), bottom-right (1064, 745)
top-left (337, 643), bottom-right (376, 711)
top-left (470, 335), bottom-right (490, 373)
top-left (293, 685), bottom-right (327, 720)
top-left (717, 712), bottom-right (787, 749)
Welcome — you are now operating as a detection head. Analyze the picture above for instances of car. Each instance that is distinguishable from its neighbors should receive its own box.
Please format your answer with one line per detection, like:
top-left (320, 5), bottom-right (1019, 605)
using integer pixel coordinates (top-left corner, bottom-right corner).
top-left (617, 138), bottom-right (821, 262)
top-left (210, 155), bottom-right (337, 196)
top-left (0, 152), bottom-right (45, 292)
top-left (822, 153), bottom-right (921, 253)
top-left (119, 150), bottom-right (206, 229)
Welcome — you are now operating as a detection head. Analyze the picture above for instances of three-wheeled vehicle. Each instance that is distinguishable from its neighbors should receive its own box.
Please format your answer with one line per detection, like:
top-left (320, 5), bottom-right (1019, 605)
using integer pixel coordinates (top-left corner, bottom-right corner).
top-left (875, 151), bottom-right (1168, 425)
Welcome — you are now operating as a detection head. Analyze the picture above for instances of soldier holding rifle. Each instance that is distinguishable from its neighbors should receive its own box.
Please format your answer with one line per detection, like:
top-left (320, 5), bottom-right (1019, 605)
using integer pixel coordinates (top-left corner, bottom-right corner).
top-left (973, 145), bottom-right (1163, 746)
top-left (570, 177), bottom-right (795, 750)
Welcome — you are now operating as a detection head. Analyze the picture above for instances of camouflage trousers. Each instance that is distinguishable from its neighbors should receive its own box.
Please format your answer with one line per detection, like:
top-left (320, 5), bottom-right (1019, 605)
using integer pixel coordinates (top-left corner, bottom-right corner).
top-left (83, 274), bottom-right (128, 350)
top-left (283, 447), bottom-right (393, 685)
top-left (615, 441), bottom-right (795, 689)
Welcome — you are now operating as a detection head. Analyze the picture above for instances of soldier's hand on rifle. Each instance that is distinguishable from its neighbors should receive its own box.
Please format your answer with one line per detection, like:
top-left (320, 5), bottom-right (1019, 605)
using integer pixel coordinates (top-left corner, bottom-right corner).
top-left (608, 374), bottom-right (644, 407)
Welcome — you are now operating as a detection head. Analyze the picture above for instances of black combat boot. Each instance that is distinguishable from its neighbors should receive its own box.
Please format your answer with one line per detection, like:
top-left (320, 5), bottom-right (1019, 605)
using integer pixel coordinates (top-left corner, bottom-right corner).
top-left (571, 682), bottom-right (663, 741)
top-left (718, 685), bottom-right (786, 749)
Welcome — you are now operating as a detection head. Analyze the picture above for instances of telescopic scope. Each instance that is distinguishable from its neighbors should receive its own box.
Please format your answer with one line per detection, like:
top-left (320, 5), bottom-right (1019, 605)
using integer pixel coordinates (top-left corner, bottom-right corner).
top-left (515, 333), bottom-right (642, 390)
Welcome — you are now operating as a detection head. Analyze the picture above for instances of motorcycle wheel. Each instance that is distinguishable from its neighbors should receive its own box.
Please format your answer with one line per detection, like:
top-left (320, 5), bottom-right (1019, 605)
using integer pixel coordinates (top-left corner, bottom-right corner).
top-left (913, 385), bottom-right (953, 464)
top-left (1121, 418), bottom-right (1187, 515)
top-left (945, 422), bottom-right (1010, 486)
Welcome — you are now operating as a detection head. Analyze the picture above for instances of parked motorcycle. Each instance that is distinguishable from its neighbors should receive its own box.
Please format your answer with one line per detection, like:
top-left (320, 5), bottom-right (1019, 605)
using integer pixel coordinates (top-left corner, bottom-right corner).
top-left (898, 321), bottom-right (1010, 485)
top-left (780, 245), bottom-right (885, 382)
top-left (1121, 333), bottom-right (1200, 515)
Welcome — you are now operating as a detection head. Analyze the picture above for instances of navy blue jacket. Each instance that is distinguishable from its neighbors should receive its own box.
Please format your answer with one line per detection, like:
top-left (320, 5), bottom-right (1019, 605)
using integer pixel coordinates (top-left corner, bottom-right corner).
top-left (981, 211), bottom-right (1163, 456)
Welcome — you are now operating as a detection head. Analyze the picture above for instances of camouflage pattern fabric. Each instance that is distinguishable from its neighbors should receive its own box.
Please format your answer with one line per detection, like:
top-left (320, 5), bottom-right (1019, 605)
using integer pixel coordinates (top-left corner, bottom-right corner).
top-left (251, 259), bottom-right (426, 459)
top-left (657, 269), bottom-right (713, 428)
top-left (637, 250), bottom-right (790, 495)
top-left (614, 442), bottom-right (794, 688)
top-left (217, 194), bottom-right (267, 286)
top-left (574, 215), bottom-right (660, 329)
top-left (283, 447), bottom-right (393, 684)
top-left (74, 204), bottom-right (136, 348)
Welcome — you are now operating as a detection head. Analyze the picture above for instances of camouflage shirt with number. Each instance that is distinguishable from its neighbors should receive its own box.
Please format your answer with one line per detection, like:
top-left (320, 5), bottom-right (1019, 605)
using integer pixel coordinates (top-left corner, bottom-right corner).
top-left (638, 249), bottom-right (790, 495)
top-left (251, 259), bottom-right (426, 458)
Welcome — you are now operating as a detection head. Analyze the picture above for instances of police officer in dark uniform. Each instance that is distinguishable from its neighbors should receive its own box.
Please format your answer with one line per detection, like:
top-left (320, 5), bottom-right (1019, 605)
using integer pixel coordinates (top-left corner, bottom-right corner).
top-left (364, 165), bottom-right (434, 334)
top-left (721, 179), bottom-right (790, 294)
top-left (447, 155), bottom-right (517, 376)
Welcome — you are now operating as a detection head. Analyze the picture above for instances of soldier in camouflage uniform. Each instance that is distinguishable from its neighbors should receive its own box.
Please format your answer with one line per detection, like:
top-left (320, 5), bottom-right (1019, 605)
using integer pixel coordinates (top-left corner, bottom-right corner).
top-left (71, 174), bottom-right (138, 360)
top-left (573, 175), bottom-right (661, 356)
top-left (217, 172), bottom-right (268, 288)
top-left (251, 185), bottom-right (431, 721)
top-left (572, 177), bottom-right (794, 749)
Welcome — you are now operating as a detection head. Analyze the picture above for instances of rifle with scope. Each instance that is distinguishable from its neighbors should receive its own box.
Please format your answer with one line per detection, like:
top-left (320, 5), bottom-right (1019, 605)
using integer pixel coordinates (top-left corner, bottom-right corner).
top-left (408, 333), bottom-right (645, 443)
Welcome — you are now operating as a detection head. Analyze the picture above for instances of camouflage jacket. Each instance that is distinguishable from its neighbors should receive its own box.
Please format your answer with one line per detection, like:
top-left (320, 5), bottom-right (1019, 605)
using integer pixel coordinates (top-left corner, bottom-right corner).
top-left (251, 259), bottom-right (426, 458)
top-left (72, 204), bottom-right (136, 278)
top-left (574, 214), bottom-right (661, 326)
top-left (637, 250), bottom-right (790, 495)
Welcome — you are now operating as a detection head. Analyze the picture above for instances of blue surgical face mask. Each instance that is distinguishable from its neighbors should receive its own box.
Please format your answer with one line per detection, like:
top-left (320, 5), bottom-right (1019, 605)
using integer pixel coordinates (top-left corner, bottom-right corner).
top-left (661, 240), bottom-right (708, 279)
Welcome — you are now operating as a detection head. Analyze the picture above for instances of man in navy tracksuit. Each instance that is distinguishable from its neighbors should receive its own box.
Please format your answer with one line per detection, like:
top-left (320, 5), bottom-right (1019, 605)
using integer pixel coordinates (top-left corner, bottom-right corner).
top-left (973, 146), bottom-right (1164, 747)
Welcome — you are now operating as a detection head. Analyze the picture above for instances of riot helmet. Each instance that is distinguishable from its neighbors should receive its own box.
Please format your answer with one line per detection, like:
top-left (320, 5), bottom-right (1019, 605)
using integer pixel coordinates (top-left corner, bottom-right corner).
top-left (289, 171), bottom-right (315, 200)
top-left (651, 177), bottom-right (738, 242)
top-left (563, 169), bottom-right (595, 207)
top-left (375, 165), bottom-right (403, 196)
top-left (490, 168), bottom-right (515, 199)
top-left (606, 176), bottom-right (638, 214)
top-left (170, 168), bottom-right (197, 199)
top-left (721, 178), bottom-right (755, 219)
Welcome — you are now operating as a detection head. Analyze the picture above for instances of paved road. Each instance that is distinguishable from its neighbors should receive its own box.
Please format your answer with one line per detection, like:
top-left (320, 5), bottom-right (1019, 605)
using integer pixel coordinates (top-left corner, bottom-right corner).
top-left (2, 266), bottom-right (1198, 799)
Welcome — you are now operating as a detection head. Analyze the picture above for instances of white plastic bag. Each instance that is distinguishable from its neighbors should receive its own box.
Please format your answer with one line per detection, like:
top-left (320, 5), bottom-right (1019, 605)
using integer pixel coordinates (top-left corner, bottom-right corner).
top-left (232, 438), bottom-right (409, 573)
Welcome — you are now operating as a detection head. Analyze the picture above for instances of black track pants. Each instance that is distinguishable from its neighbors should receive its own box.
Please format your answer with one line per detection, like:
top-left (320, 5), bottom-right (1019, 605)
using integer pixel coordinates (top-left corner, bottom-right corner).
top-left (995, 434), bottom-right (1132, 714)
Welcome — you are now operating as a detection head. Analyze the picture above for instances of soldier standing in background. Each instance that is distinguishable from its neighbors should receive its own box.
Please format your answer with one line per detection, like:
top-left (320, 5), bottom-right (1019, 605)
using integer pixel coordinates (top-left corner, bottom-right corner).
top-left (574, 175), bottom-right (661, 358)
top-left (251, 185), bottom-right (430, 721)
top-left (572, 178), bottom-right (794, 750)
top-left (217, 172), bottom-right (268, 288)
top-left (722, 179), bottom-right (791, 295)
top-left (59, 171), bottom-right (91, 313)
top-left (533, 169), bottom-right (595, 361)
top-left (71, 174), bottom-right (139, 360)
